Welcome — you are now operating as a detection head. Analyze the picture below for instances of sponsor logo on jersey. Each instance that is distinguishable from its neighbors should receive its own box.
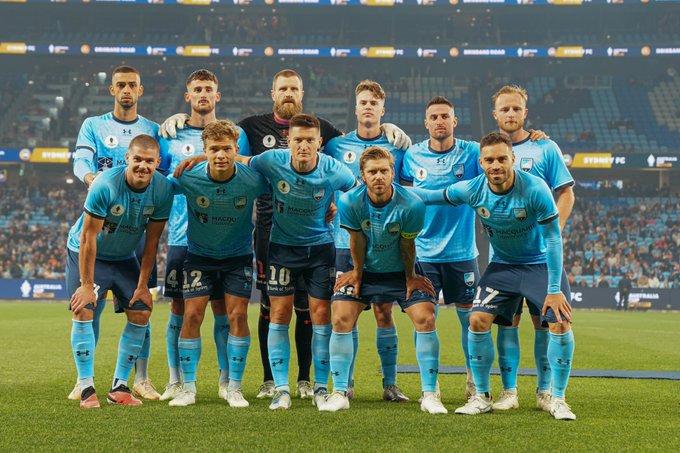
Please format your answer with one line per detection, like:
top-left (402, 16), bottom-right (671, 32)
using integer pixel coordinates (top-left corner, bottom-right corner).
top-left (234, 196), bottom-right (247, 209)
top-left (111, 204), bottom-right (125, 216)
top-left (277, 180), bottom-right (290, 194)
top-left (275, 199), bottom-right (285, 214)
top-left (122, 128), bottom-right (132, 136)
top-left (361, 219), bottom-right (371, 230)
top-left (181, 144), bottom-right (195, 156)
top-left (453, 164), bottom-right (465, 179)
top-left (415, 167), bottom-right (428, 181)
top-left (97, 157), bottom-right (113, 171)
top-left (313, 188), bottom-right (325, 201)
top-left (343, 151), bottom-right (356, 164)
top-left (263, 135), bottom-right (276, 148)
top-left (464, 272), bottom-right (475, 287)
top-left (520, 157), bottom-right (534, 172)
top-left (196, 196), bottom-right (210, 208)
top-left (387, 222), bottom-right (401, 235)
top-left (104, 135), bottom-right (119, 148)
top-left (102, 219), bottom-right (118, 233)
top-left (513, 207), bottom-right (527, 221)
top-left (195, 210), bottom-right (208, 224)
top-left (477, 206), bottom-right (491, 219)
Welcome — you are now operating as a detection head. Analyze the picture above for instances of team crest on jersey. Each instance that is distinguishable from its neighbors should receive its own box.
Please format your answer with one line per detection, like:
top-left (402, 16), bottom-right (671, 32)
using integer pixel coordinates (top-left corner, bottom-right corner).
top-left (143, 206), bottom-right (155, 217)
top-left (313, 188), bottom-right (325, 201)
top-left (263, 135), bottom-right (276, 148)
top-left (196, 196), bottom-right (210, 208)
top-left (111, 204), bottom-right (125, 216)
top-left (520, 157), bottom-right (534, 172)
top-left (415, 168), bottom-right (428, 181)
top-left (387, 222), bottom-right (401, 235)
top-left (343, 151), bottom-right (357, 164)
top-left (195, 211), bottom-right (208, 224)
top-left (233, 196), bottom-right (247, 209)
top-left (453, 164), bottom-right (465, 179)
top-left (477, 207), bottom-right (491, 219)
top-left (464, 272), bottom-right (475, 287)
top-left (181, 144), bottom-right (195, 156)
top-left (513, 207), bottom-right (527, 221)
top-left (104, 135), bottom-right (119, 149)
top-left (97, 157), bottom-right (113, 171)
top-left (361, 219), bottom-right (371, 231)
top-left (277, 180), bottom-right (290, 194)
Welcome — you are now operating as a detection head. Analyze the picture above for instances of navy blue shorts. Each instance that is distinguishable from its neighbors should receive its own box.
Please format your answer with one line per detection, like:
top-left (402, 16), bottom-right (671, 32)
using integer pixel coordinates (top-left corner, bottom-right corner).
top-left (165, 246), bottom-right (224, 300)
top-left (66, 249), bottom-right (146, 313)
top-left (421, 259), bottom-right (479, 305)
top-left (473, 262), bottom-right (571, 327)
top-left (182, 253), bottom-right (253, 299)
top-left (331, 265), bottom-right (436, 311)
top-left (267, 242), bottom-right (336, 300)
top-left (135, 237), bottom-right (157, 288)
top-left (335, 248), bottom-right (353, 274)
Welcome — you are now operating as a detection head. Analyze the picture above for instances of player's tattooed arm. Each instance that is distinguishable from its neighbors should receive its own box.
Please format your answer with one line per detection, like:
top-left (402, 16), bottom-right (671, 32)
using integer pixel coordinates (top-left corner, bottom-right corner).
top-left (399, 237), bottom-right (435, 299)
top-left (132, 220), bottom-right (167, 311)
top-left (71, 213), bottom-right (104, 315)
top-left (334, 230), bottom-right (367, 297)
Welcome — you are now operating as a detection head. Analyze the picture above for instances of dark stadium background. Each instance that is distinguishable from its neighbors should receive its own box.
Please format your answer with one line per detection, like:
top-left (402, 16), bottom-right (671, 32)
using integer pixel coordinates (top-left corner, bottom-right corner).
top-left (0, 1), bottom-right (678, 310)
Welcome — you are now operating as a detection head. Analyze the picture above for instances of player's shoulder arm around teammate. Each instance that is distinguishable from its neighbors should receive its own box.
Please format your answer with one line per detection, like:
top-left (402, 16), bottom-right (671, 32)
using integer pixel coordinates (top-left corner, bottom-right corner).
top-left (531, 175), bottom-right (560, 226)
top-left (83, 171), bottom-right (113, 219)
top-left (545, 140), bottom-right (575, 193)
top-left (242, 162), bottom-right (272, 196)
top-left (337, 189), bottom-right (362, 232)
top-left (327, 155), bottom-right (357, 191)
top-left (74, 117), bottom-right (98, 184)
top-left (401, 190), bottom-right (426, 240)
top-left (236, 125), bottom-right (252, 156)
top-left (152, 173), bottom-right (174, 222)
top-left (444, 177), bottom-right (477, 207)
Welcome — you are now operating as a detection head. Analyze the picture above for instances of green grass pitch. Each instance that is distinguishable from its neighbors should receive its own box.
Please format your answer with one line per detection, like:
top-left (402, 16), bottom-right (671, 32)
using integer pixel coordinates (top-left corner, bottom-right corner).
top-left (0, 302), bottom-right (678, 452)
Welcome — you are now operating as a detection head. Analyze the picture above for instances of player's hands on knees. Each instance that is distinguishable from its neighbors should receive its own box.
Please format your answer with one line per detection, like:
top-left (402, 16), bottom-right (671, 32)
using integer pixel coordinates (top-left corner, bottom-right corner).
top-left (71, 285), bottom-right (98, 315)
top-left (325, 202), bottom-right (338, 223)
top-left (132, 287), bottom-right (154, 311)
top-left (542, 292), bottom-right (571, 323)
top-left (381, 123), bottom-right (412, 150)
top-left (406, 275), bottom-right (435, 299)
top-left (528, 129), bottom-right (550, 141)
top-left (334, 270), bottom-right (362, 298)
top-left (173, 154), bottom-right (207, 177)
top-left (159, 113), bottom-right (190, 139)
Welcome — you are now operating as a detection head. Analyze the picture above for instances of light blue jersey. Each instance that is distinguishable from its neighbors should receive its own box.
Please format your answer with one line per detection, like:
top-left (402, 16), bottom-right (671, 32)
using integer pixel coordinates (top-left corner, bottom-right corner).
top-left (401, 138), bottom-right (482, 263)
top-left (73, 112), bottom-right (159, 183)
top-left (249, 149), bottom-right (356, 246)
top-left (159, 124), bottom-right (251, 247)
top-left (67, 166), bottom-right (173, 261)
top-left (444, 170), bottom-right (558, 265)
top-left (338, 184), bottom-right (425, 273)
top-left (325, 130), bottom-right (405, 250)
top-left (170, 161), bottom-right (269, 259)
top-left (511, 137), bottom-right (574, 192)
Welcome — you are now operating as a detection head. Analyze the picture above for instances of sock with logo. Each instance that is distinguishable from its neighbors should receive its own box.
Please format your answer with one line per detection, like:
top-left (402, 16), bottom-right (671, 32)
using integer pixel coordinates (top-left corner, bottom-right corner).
top-left (535, 329), bottom-right (552, 392)
top-left (134, 321), bottom-right (151, 384)
top-left (468, 329), bottom-right (494, 393)
top-left (166, 312), bottom-right (183, 384)
top-left (312, 324), bottom-right (332, 388)
top-left (213, 314), bottom-right (230, 384)
top-left (72, 320), bottom-right (95, 387)
top-left (497, 326), bottom-right (520, 391)
top-left (268, 323), bottom-right (290, 390)
top-left (178, 337), bottom-right (202, 393)
top-left (376, 327), bottom-right (398, 386)
top-left (548, 330), bottom-right (575, 399)
top-left (415, 330), bottom-right (439, 393)
top-left (227, 334), bottom-right (250, 388)
top-left (112, 321), bottom-right (147, 389)
top-left (329, 331), bottom-right (353, 393)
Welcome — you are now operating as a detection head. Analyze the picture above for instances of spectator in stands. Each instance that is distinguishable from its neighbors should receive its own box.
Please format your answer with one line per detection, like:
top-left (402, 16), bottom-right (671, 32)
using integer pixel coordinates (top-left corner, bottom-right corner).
top-left (596, 274), bottom-right (610, 288)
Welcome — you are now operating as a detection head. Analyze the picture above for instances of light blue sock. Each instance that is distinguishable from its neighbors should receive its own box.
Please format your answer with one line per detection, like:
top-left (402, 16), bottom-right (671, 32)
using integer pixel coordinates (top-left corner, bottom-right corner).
top-left (329, 331), bottom-right (353, 393)
top-left (92, 299), bottom-right (106, 345)
top-left (376, 326), bottom-right (398, 386)
top-left (227, 334), bottom-right (250, 387)
top-left (178, 337), bottom-right (202, 393)
top-left (312, 324), bottom-right (332, 387)
top-left (213, 314), bottom-right (230, 384)
top-left (456, 307), bottom-right (472, 368)
top-left (113, 321), bottom-right (147, 388)
top-left (134, 321), bottom-right (151, 383)
top-left (497, 326), bottom-right (520, 391)
top-left (468, 329), bottom-right (494, 393)
top-left (348, 326), bottom-right (359, 387)
top-left (535, 329), bottom-right (552, 392)
top-left (166, 313), bottom-right (183, 383)
top-left (71, 320), bottom-right (95, 381)
top-left (548, 330), bottom-right (575, 399)
top-left (268, 323), bottom-right (290, 390)
top-left (415, 330), bottom-right (440, 393)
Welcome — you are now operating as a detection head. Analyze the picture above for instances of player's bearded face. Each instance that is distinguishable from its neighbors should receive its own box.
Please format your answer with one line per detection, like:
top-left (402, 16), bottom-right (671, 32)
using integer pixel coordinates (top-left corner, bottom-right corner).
top-left (289, 126), bottom-right (321, 167)
top-left (125, 146), bottom-right (159, 188)
top-left (362, 159), bottom-right (394, 196)
top-left (493, 93), bottom-right (527, 134)
top-left (480, 143), bottom-right (514, 187)
top-left (425, 105), bottom-right (456, 140)
top-left (110, 73), bottom-right (142, 110)
top-left (272, 76), bottom-right (304, 120)
top-left (186, 80), bottom-right (220, 114)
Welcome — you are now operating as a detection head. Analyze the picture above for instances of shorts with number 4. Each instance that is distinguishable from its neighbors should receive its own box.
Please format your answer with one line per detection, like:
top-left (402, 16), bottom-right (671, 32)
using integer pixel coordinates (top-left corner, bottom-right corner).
top-left (181, 253), bottom-right (253, 300)
top-left (473, 262), bottom-right (571, 327)
top-left (165, 246), bottom-right (224, 300)
top-left (267, 242), bottom-right (336, 300)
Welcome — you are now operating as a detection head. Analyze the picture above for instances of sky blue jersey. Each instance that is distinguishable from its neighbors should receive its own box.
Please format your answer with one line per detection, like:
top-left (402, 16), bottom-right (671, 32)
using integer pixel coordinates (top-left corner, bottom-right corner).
top-left (73, 112), bottom-right (159, 183)
top-left (170, 161), bottom-right (269, 259)
top-left (67, 166), bottom-right (173, 261)
top-left (401, 138), bottom-right (482, 263)
top-left (339, 184), bottom-right (425, 274)
top-left (444, 170), bottom-right (559, 265)
top-left (159, 124), bottom-right (251, 247)
top-left (511, 137), bottom-right (574, 192)
top-left (249, 149), bottom-right (356, 246)
top-left (325, 130), bottom-right (405, 250)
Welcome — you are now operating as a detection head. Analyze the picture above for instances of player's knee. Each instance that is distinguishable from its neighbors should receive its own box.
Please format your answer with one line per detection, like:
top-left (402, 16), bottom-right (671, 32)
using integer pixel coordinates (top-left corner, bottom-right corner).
top-left (183, 308), bottom-right (205, 329)
top-left (171, 298), bottom-right (185, 315)
top-left (332, 311), bottom-right (355, 333)
top-left (73, 308), bottom-right (95, 322)
top-left (126, 309), bottom-right (150, 325)
top-left (414, 315), bottom-right (436, 332)
top-left (469, 314), bottom-right (491, 332)
top-left (269, 306), bottom-right (293, 325)
top-left (548, 321), bottom-right (570, 335)
top-left (310, 304), bottom-right (330, 325)
top-left (373, 304), bottom-right (394, 328)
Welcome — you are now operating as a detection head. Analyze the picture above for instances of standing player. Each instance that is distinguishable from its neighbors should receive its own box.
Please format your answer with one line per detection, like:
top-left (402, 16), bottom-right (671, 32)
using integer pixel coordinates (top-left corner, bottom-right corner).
top-left (326, 146), bottom-right (444, 414)
top-left (70, 65), bottom-right (160, 401)
top-left (67, 135), bottom-right (172, 408)
top-left (491, 85), bottom-right (575, 412)
top-left (158, 69), bottom-right (250, 402)
top-left (167, 120), bottom-right (268, 407)
top-left (236, 114), bottom-right (356, 410)
top-left (325, 80), bottom-right (407, 402)
top-left (163, 69), bottom-right (411, 399)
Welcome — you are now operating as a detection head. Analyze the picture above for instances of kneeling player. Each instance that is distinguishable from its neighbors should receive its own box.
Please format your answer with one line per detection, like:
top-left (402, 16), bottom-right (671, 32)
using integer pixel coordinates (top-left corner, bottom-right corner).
top-left (167, 120), bottom-right (269, 407)
top-left (325, 146), bottom-right (446, 414)
top-left (67, 135), bottom-right (172, 408)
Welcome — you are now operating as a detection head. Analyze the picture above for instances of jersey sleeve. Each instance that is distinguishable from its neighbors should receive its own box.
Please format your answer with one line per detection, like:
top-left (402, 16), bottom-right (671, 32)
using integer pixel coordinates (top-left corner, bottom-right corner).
top-left (545, 141), bottom-right (574, 192)
top-left (73, 118), bottom-right (97, 182)
top-left (539, 218), bottom-right (563, 294)
top-left (400, 149), bottom-right (415, 182)
top-left (400, 198), bottom-right (425, 239)
top-left (407, 187), bottom-right (447, 205)
top-left (324, 136), bottom-right (340, 158)
top-left (444, 180), bottom-right (473, 207)
top-left (330, 159), bottom-right (357, 192)
top-left (248, 152), bottom-right (266, 173)
top-left (151, 179), bottom-right (174, 221)
top-left (337, 192), bottom-right (361, 232)
top-left (166, 176), bottom-right (184, 196)
top-left (533, 179), bottom-right (560, 224)
top-left (157, 138), bottom-right (172, 176)
top-left (237, 126), bottom-right (251, 157)
top-left (469, 141), bottom-right (484, 177)
top-left (254, 171), bottom-right (272, 196)
top-left (83, 176), bottom-right (111, 219)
